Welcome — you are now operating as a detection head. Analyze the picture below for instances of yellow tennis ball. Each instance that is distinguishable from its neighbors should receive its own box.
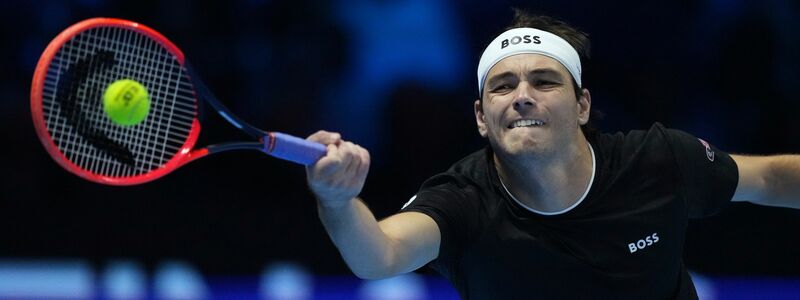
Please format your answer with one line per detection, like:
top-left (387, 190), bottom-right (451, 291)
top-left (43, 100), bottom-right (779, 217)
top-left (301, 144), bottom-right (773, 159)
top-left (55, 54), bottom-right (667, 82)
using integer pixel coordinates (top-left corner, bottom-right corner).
top-left (103, 79), bottom-right (151, 126)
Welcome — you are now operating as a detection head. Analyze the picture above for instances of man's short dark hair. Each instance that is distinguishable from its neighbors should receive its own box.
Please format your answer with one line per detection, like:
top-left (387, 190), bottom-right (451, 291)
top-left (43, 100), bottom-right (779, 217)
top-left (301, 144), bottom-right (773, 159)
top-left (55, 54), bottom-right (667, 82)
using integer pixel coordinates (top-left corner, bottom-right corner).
top-left (506, 9), bottom-right (591, 69)
top-left (502, 8), bottom-right (590, 101)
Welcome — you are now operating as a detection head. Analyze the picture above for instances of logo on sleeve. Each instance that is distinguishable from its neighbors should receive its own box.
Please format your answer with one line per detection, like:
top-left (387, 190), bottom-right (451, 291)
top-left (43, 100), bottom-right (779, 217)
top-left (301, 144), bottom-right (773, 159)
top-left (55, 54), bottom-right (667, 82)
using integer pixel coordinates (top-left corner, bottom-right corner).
top-left (628, 233), bottom-right (660, 253)
top-left (697, 138), bottom-right (715, 162)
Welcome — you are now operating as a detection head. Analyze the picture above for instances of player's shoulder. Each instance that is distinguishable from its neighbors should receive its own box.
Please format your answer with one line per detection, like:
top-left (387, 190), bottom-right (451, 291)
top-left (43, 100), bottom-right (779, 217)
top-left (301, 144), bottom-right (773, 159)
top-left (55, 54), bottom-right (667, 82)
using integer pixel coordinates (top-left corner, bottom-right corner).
top-left (593, 122), bottom-right (688, 149)
top-left (418, 148), bottom-right (491, 195)
top-left (402, 148), bottom-right (491, 218)
top-left (591, 122), bottom-right (688, 168)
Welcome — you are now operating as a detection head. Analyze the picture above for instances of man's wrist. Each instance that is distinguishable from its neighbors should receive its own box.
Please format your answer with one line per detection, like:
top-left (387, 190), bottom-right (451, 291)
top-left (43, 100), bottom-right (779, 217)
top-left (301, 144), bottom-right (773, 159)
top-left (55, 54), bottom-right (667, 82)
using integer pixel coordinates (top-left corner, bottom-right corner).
top-left (316, 196), bottom-right (357, 211)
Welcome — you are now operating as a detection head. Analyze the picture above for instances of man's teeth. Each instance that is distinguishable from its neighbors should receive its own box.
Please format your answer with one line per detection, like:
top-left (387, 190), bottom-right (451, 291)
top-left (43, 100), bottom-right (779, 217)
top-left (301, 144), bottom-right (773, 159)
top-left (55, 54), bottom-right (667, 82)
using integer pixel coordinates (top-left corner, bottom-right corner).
top-left (510, 119), bottom-right (545, 128)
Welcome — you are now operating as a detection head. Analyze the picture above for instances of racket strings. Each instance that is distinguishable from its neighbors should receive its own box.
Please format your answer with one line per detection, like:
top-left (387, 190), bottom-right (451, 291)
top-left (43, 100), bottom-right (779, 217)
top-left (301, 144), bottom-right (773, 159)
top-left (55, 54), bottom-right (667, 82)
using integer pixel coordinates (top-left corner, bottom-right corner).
top-left (53, 49), bottom-right (136, 165)
top-left (41, 26), bottom-right (197, 178)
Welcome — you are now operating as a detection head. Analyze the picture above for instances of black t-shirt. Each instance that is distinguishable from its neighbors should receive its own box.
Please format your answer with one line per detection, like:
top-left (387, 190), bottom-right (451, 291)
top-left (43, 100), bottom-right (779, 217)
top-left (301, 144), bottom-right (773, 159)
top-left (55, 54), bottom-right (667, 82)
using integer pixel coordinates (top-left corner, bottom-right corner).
top-left (401, 123), bottom-right (738, 300)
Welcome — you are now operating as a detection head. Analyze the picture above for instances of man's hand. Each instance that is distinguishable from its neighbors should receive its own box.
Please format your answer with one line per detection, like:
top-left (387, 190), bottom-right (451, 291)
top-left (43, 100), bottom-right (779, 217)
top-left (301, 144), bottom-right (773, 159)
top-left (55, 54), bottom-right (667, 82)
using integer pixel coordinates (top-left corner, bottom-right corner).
top-left (305, 130), bottom-right (371, 208)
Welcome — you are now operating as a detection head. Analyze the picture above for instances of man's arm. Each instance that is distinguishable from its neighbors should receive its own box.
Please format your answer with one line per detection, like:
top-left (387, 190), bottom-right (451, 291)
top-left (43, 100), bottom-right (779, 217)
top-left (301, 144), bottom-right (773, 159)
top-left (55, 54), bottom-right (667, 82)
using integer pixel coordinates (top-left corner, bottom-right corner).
top-left (731, 154), bottom-right (800, 209)
top-left (307, 131), bottom-right (440, 279)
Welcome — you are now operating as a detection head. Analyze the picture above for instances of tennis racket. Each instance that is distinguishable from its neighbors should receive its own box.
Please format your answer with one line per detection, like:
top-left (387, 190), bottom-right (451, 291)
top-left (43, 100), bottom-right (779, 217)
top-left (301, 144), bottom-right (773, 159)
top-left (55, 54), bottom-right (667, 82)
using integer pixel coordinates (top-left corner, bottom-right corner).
top-left (31, 18), bottom-right (328, 185)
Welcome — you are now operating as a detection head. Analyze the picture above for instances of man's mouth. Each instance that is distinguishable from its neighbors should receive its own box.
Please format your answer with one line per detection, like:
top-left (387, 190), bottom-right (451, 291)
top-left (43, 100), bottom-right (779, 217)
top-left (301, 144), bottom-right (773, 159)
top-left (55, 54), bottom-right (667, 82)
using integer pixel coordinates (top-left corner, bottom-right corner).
top-left (507, 119), bottom-right (546, 129)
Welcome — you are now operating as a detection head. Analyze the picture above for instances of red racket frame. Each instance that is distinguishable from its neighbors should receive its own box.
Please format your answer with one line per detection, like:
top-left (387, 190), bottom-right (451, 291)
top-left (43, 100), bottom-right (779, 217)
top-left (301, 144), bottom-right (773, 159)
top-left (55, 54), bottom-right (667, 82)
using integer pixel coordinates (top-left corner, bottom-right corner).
top-left (31, 18), bottom-right (205, 185)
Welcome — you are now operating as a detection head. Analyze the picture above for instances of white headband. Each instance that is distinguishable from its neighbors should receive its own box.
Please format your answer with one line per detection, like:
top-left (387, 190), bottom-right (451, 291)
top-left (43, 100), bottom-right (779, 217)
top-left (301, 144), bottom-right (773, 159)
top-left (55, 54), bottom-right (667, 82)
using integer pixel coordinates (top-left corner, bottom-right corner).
top-left (477, 27), bottom-right (582, 93)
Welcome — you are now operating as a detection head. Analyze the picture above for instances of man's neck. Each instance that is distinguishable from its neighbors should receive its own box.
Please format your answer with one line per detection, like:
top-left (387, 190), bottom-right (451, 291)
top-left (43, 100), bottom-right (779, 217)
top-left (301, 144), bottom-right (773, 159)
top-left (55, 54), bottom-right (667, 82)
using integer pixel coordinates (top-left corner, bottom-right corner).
top-left (494, 135), bottom-right (594, 214)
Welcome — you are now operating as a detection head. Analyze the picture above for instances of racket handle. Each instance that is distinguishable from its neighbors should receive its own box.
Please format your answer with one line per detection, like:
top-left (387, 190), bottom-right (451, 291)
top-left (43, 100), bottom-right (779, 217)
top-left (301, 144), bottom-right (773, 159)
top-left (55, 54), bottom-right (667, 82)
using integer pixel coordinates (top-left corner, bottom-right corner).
top-left (264, 132), bottom-right (327, 165)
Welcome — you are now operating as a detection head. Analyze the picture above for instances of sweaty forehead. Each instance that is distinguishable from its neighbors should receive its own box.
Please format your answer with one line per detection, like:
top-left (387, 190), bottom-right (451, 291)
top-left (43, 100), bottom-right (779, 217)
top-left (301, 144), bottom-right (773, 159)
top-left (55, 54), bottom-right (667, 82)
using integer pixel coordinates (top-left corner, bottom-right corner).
top-left (486, 53), bottom-right (570, 79)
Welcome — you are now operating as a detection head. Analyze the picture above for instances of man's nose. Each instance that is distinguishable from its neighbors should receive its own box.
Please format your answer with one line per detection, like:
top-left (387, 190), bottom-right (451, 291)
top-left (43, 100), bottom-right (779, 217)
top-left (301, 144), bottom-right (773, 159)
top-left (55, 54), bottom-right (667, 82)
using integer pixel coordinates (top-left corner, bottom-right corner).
top-left (513, 83), bottom-right (536, 109)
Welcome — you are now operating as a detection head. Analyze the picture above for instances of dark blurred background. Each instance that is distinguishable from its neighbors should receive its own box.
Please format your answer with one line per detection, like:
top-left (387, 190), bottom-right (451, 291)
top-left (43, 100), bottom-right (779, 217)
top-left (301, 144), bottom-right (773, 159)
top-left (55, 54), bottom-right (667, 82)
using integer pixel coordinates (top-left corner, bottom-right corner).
top-left (1, 0), bottom-right (799, 298)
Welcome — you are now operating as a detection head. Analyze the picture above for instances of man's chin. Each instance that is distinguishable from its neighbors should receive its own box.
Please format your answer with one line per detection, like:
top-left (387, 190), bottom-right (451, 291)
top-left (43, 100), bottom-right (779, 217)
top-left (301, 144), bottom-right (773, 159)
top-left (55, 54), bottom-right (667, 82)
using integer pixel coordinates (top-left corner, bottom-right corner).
top-left (498, 140), bottom-right (550, 157)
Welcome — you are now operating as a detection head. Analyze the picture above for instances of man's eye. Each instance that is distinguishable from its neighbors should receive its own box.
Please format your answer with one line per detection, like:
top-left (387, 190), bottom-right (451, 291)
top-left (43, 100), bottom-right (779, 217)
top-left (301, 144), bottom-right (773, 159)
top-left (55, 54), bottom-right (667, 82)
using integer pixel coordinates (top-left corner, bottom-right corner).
top-left (536, 80), bottom-right (555, 85)
top-left (492, 85), bottom-right (512, 92)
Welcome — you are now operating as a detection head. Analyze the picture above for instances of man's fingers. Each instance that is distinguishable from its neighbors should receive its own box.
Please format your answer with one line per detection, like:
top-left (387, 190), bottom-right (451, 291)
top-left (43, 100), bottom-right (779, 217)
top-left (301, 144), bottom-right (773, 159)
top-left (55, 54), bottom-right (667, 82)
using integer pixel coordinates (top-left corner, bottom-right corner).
top-left (357, 146), bottom-right (371, 176)
top-left (311, 144), bottom-right (343, 176)
top-left (306, 130), bottom-right (342, 145)
top-left (341, 142), bottom-right (362, 176)
top-left (304, 137), bottom-right (371, 205)
top-left (309, 140), bottom-right (368, 182)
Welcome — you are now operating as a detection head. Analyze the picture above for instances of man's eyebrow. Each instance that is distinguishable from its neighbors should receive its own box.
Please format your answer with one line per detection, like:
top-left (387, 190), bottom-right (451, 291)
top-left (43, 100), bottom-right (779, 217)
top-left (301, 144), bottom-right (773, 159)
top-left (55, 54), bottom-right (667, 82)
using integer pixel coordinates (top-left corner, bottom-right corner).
top-left (528, 68), bottom-right (565, 80)
top-left (486, 72), bottom-right (517, 88)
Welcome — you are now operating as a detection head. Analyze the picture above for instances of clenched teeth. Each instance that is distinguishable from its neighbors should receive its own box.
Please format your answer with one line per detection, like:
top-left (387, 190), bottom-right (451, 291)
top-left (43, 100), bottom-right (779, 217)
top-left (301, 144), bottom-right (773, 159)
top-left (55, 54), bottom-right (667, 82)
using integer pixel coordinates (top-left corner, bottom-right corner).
top-left (508, 119), bottom-right (545, 129)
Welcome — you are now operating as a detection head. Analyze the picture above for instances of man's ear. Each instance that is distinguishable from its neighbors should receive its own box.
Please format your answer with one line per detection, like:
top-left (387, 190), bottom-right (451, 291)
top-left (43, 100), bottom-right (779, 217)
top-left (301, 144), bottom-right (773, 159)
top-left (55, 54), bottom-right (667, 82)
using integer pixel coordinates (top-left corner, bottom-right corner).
top-left (577, 88), bottom-right (591, 125)
top-left (474, 99), bottom-right (488, 137)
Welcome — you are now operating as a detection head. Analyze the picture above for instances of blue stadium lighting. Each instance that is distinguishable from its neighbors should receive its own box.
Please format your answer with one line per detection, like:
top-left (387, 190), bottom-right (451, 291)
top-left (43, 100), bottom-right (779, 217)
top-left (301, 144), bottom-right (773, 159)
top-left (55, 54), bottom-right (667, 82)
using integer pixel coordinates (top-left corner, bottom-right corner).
top-left (0, 260), bottom-right (94, 299)
top-left (258, 262), bottom-right (313, 300)
top-left (101, 260), bottom-right (147, 300)
top-left (153, 261), bottom-right (209, 300)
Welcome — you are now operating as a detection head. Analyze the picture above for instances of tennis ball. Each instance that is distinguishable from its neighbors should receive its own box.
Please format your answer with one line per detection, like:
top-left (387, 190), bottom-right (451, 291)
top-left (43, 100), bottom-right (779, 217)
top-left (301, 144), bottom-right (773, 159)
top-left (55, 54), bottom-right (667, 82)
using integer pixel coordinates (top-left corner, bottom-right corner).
top-left (103, 79), bottom-right (151, 126)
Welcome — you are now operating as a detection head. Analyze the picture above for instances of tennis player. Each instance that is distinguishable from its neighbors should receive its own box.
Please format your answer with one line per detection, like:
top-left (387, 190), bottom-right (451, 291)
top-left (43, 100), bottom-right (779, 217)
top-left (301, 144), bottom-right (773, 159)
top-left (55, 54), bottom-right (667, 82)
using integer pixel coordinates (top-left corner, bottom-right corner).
top-left (306, 9), bottom-right (800, 299)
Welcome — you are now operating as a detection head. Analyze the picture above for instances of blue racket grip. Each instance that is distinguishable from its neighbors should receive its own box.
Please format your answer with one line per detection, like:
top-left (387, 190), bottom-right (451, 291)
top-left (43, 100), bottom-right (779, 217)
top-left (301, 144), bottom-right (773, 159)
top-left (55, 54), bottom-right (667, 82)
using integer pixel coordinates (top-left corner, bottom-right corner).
top-left (264, 132), bottom-right (328, 165)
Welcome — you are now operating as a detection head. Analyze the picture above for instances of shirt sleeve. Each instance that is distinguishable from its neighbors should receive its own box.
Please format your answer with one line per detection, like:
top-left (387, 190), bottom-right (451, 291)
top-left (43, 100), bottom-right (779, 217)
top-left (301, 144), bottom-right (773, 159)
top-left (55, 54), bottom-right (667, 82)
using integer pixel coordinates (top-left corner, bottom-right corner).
top-left (399, 174), bottom-right (481, 276)
top-left (662, 126), bottom-right (739, 218)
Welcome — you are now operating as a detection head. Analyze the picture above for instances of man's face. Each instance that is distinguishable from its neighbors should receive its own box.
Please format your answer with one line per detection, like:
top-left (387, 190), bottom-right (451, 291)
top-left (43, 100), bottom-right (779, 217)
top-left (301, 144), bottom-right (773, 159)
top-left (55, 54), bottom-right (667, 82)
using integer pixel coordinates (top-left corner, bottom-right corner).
top-left (475, 54), bottom-right (590, 158)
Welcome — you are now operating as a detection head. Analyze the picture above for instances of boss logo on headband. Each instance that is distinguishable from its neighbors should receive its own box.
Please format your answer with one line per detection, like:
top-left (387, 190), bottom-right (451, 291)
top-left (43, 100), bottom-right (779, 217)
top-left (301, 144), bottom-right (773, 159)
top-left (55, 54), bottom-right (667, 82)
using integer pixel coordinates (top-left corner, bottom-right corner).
top-left (501, 35), bottom-right (541, 49)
